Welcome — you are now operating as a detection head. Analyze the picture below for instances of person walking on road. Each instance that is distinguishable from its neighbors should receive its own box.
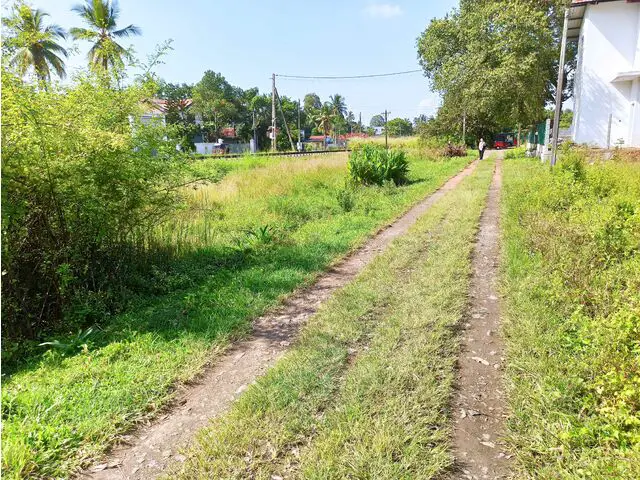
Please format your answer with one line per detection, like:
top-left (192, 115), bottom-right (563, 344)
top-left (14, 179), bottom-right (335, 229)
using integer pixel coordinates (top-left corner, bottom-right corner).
top-left (478, 138), bottom-right (487, 160)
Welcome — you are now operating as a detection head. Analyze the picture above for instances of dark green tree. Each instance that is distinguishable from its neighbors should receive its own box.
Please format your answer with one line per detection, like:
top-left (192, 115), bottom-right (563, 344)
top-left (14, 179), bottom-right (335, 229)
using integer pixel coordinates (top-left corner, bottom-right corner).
top-left (192, 70), bottom-right (237, 141)
top-left (386, 118), bottom-right (414, 137)
top-left (370, 114), bottom-right (385, 127)
top-left (417, 0), bottom-right (573, 138)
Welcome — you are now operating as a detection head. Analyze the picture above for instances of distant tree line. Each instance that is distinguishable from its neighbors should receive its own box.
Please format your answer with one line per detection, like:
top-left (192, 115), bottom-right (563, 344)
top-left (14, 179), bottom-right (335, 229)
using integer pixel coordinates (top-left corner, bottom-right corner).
top-left (158, 73), bottom-right (366, 151)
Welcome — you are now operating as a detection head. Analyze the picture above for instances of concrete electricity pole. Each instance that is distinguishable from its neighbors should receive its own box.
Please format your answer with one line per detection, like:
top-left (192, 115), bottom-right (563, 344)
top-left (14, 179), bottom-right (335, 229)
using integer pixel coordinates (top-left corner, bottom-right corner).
top-left (297, 99), bottom-right (301, 146)
top-left (385, 109), bottom-right (389, 149)
top-left (551, 8), bottom-right (570, 167)
top-left (271, 73), bottom-right (277, 152)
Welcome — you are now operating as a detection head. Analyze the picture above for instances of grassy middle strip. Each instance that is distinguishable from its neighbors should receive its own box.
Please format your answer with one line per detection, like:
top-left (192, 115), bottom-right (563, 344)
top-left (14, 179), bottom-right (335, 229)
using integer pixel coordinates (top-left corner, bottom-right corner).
top-left (170, 159), bottom-right (495, 479)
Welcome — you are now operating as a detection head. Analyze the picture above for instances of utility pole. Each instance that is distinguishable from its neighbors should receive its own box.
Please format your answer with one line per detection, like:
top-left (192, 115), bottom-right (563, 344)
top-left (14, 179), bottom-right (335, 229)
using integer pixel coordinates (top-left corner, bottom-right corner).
top-left (274, 87), bottom-right (295, 151)
top-left (252, 109), bottom-right (257, 153)
top-left (384, 109), bottom-right (389, 149)
top-left (551, 8), bottom-right (570, 167)
top-left (297, 99), bottom-right (301, 147)
top-left (271, 73), bottom-right (277, 152)
top-left (359, 112), bottom-right (362, 133)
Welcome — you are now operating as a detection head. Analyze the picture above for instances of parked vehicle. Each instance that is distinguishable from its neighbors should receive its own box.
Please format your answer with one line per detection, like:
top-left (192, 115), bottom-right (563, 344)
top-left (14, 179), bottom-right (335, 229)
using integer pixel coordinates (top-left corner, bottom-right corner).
top-left (494, 133), bottom-right (517, 149)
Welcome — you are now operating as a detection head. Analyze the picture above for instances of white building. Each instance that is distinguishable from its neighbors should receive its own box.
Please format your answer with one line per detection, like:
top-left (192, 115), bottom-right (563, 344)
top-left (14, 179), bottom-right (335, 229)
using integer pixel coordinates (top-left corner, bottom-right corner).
top-left (569, 0), bottom-right (640, 148)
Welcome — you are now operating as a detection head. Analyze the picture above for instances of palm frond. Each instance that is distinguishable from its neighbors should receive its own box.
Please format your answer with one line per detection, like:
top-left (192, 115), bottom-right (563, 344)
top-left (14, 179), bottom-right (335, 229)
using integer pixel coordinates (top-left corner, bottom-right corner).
top-left (45, 24), bottom-right (67, 40)
top-left (69, 27), bottom-right (98, 41)
top-left (71, 3), bottom-right (95, 25)
top-left (41, 40), bottom-right (68, 57)
top-left (93, 0), bottom-right (109, 29)
top-left (111, 24), bottom-right (141, 38)
top-left (42, 49), bottom-right (66, 79)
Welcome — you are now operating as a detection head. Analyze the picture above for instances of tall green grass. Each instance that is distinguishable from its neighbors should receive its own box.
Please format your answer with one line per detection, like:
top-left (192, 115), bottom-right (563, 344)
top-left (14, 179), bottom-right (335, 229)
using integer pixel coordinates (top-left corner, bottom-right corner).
top-left (2, 152), bottom-right (471, 479)
top-left (501, 154), bottom-right (640, 478)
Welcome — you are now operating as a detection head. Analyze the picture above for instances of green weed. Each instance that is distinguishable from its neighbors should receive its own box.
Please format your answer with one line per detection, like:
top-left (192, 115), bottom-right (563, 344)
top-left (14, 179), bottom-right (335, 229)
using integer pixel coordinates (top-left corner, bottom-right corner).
top-left (348, 144), bottom-right (409, 186)
top-left (501, 155), bottom-right (640, 478)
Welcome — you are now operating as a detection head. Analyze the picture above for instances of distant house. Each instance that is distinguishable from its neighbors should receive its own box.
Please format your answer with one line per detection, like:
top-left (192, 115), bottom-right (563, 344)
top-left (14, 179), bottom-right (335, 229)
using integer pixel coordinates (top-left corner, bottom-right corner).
top-left (140, 99), bottom-right (167, 126)
top-left (569, 0), bottom-right (640, 147)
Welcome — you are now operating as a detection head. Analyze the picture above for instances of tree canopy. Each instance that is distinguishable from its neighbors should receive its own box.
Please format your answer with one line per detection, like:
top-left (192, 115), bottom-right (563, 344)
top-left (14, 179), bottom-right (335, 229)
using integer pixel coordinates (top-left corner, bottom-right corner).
top-left (3, 3), bottom-right (68, 82)
top-left (386, 118), bottom-right (414, 137)
top-left (70, 0), bottom-right (141, 71)
top-left (417, 0), bottom-right (573, 139)
top-left (370, 114), bottom-right (385, 127)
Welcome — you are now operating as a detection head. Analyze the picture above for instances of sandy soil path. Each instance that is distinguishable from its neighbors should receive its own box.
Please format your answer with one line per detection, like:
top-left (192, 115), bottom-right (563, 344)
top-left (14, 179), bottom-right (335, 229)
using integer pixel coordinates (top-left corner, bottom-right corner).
top-left (81, 160), bottom-right (479, 480)
top-left (451, 152), bottom-right (510, 479)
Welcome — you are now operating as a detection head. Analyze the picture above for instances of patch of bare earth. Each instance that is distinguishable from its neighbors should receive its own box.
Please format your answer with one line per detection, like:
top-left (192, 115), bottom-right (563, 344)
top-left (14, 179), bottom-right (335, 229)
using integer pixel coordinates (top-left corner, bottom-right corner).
top-left (80, 160), bottom-right (478, 480)
top-left (451, 153), bottom-right (510, 480)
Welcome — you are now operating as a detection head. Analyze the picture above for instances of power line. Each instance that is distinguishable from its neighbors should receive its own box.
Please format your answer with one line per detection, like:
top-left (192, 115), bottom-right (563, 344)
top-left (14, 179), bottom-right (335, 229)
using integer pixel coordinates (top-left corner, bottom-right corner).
top-left (275, 69), bottom-right (422, 80)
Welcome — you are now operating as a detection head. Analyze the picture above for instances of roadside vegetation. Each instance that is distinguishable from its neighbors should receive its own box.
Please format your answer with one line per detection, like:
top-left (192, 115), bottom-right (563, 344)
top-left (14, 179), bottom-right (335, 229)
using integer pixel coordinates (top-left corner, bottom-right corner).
top-left (169, 159), bottom-right (495, 479)
top-left (2, 148), bottom-right (472, 478)
top-left (501, 151), bottom-right (640, 478)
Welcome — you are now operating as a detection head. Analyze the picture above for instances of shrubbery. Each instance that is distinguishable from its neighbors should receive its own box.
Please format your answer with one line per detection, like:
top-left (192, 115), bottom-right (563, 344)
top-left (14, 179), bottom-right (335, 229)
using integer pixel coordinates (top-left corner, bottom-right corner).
top-left (503, 151), bottom-right (640, 477)
top-left (441, 143), bottom-right (467, 157)
top-left (1, 71), bottom-right (203, 360)
top-left (348, 144), bottom-right (409, 186)
top-left (504, 145), bottom-right (526, 159)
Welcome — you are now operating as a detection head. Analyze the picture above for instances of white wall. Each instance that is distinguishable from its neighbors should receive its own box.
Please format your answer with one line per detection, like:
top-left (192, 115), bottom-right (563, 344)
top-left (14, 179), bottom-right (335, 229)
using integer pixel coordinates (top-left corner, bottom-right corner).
top-left (194, 143), bottom-right (250, 155)
top-left (573, 1), bottom-right (640, 147)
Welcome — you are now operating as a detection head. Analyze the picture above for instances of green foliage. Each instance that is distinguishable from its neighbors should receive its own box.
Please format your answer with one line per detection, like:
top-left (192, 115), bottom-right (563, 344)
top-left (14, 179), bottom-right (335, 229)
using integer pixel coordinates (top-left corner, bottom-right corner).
top-left (558, 149), bottom-right (587, 182)
top-left (39, 327), bottom-right (97, 355)
top-left (1, 153), bottom-right (470, 479)
top-left (370, 114), bottom-right (385, 127)
top-left (417, 0), bottom-right (573, 138)
top-left (386, 117), bottom-right (414, 137)
top-left (502, 154), bottom-right (640, 477)
top-left (348, 144), bottom-right (409, 186)
top-left (1, 69), bottom-right (191, 349)
top-left (70, 0), bottom-right (141, 71)
top-left (504, 145), bottom-right (526, 159)
top-left (336, 183), bottom-right (357, 212)
top-left (2, 2), bottom-right (68, 82)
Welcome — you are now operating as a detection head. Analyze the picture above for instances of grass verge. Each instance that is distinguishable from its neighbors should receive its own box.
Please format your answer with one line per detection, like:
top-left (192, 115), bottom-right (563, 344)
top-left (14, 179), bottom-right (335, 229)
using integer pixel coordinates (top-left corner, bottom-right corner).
top-left (2, 153), bottom-right (472, 479)
top-left (501, 155), bottom-right (640, 478)
top-left (168, 158), bottom-right (495, 479)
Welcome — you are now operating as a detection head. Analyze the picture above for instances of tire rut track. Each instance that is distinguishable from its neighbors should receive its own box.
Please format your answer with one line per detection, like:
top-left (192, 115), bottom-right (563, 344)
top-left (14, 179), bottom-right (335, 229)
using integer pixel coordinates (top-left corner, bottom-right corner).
top-left (81, 160), bottom-right (479, 480)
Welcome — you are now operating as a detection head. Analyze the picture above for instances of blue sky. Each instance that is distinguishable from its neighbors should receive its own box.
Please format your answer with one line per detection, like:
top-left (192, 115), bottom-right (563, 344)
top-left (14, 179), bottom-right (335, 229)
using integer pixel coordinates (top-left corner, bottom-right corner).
top-left (30, 1), bottom-right (458, 124)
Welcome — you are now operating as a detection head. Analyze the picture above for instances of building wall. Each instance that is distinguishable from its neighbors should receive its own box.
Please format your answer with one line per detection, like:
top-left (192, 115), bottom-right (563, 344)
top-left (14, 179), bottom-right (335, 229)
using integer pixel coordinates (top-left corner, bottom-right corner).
top-left (573, 1), bottom-right (640, 147)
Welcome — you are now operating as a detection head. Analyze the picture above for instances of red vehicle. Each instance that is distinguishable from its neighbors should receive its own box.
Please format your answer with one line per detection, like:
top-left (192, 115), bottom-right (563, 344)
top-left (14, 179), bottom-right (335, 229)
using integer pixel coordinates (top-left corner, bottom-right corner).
top-left (494, 133), bottom-right (517, 149)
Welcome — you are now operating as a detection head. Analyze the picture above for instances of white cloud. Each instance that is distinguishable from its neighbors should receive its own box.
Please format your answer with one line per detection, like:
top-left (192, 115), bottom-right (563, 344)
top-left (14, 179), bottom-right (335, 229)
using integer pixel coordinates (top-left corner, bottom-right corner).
top-left (364, 3), bottom-right (403, 18)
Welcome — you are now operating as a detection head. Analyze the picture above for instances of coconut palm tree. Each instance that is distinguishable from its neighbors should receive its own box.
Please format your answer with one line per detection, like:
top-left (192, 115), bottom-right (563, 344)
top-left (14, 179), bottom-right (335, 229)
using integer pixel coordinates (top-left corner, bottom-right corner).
top-left (329, 94), bottom-right (347, 119)
top-left (70, 0), bottom-right (141, 71)
top-left (4, 4), bottom-right (68, 82)
top-left (314, 103), bottom-right (335, 137)
top-left (346, 110), bottom-right (356, 133)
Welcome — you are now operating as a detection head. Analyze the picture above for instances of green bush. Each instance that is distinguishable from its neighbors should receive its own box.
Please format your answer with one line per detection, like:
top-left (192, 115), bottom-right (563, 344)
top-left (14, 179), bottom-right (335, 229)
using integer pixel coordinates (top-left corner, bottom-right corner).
top-left (348, 144), bottom-right (409, 186)
top-left (504, 146), bottom-right (526, 159)
top-left (336, 183), bottom-right (357, 212)
top-left (502, 153), bottom-right (640, 477)
top-left (1, 71), bottom-right (199, 354)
